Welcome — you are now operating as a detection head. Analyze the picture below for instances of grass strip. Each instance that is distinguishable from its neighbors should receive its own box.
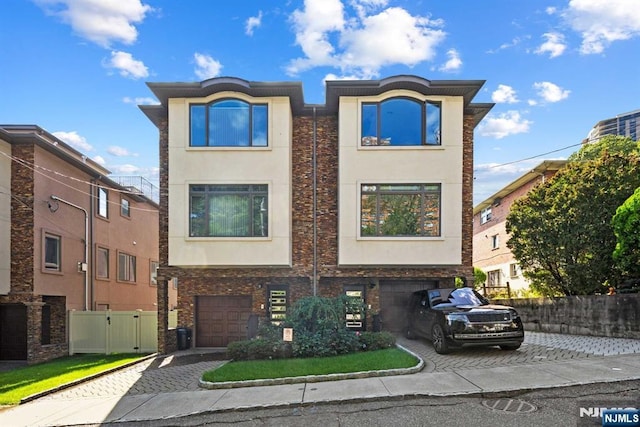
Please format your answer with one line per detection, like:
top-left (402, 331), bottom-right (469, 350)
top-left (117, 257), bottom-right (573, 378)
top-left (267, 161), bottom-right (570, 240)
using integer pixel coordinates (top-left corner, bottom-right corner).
top-left (202, 348), bottom-right (417, 383)
top-left (0, 353), bottom-right (148, 405)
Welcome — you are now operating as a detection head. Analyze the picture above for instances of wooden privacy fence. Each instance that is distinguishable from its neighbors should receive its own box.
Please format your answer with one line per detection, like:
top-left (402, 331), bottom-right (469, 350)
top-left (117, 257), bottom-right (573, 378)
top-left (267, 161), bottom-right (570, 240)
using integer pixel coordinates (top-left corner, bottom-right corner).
top-left (68, 310), bottom-right (158, 355)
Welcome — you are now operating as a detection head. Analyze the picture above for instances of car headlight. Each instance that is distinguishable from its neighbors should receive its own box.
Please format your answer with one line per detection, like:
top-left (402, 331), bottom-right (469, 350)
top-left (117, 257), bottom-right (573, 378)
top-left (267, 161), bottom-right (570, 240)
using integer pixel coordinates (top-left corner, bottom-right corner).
top-left (445, 313), bottom-right (468, 323)
top-left (509, 309), bottom-right (520, 320)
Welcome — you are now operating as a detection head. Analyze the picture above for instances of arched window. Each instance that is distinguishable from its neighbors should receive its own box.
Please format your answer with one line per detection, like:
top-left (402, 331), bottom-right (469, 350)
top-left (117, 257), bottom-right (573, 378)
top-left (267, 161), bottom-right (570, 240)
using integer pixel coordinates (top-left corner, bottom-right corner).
top-left (361, 97), bottom-right (441, 146)
top-left (190, 99), bottom-right (268, 147)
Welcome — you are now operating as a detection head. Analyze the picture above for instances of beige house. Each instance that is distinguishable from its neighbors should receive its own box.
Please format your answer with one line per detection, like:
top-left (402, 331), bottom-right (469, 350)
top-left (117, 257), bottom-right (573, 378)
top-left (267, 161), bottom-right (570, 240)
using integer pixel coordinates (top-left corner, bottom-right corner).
top-left (473, 160), bottom-right (567, 296)
top-left (141, 76), bottom-right (493, 352)
top-left (0, 125), bottom-right (171, 363)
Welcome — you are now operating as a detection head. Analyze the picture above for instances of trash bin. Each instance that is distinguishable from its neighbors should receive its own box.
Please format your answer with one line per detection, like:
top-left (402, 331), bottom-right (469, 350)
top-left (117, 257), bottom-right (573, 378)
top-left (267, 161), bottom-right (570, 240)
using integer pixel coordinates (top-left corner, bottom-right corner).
top-left (177, 327), bottom-right (192, 350)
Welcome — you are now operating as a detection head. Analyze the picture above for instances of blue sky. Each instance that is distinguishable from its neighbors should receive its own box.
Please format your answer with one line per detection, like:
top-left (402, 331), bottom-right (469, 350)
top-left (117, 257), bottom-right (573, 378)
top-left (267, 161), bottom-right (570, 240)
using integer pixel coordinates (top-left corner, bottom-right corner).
top-left (1, 0), bottom-right (639, 205)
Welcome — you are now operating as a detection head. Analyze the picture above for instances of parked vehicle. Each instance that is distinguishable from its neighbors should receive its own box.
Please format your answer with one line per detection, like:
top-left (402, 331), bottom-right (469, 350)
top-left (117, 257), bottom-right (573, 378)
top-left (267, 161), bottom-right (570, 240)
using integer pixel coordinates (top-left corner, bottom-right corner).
top-left (405, 287), bottom-right (524, 354)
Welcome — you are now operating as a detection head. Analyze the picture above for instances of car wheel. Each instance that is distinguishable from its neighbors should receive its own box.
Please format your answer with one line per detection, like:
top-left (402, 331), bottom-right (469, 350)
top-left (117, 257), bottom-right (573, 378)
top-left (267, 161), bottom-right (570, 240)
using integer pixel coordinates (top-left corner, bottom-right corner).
top-left (499, 343), bottom-right (521, 351)
top-left (405, 327), bottom-right (417, 340)
top-left (431, 324), bottom-right (450, 354)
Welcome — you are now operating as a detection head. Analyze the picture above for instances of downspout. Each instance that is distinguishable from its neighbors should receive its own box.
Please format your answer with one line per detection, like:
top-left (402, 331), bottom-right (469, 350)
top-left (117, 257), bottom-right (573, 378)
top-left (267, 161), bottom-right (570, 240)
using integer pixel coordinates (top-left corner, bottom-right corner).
top-left (89, 180), bottom-right (95, 311)
top-left (312, 107), bottom-right (318, 296)
top-left (50, 195), bottom-right (89, 311)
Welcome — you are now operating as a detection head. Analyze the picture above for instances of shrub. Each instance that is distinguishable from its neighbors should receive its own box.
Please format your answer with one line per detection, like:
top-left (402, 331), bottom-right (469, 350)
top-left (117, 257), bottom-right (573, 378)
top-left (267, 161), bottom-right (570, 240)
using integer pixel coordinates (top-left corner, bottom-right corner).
top-left (358, 331), bottom-right (395, 351)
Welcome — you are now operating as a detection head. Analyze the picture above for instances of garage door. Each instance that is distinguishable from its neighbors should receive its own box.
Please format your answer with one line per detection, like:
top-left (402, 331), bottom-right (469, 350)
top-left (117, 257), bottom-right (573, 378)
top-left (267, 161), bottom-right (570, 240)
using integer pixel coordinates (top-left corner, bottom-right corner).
top-left (379, 281), bottom-right (437, 332)
top-left (195, 296), bottom-right (252, 347)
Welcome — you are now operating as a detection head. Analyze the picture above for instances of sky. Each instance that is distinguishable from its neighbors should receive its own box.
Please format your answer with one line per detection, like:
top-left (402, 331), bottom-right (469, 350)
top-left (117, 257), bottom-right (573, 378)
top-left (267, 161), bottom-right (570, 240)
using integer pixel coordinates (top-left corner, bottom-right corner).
top-left (1, 0), bottom-right (639, 205)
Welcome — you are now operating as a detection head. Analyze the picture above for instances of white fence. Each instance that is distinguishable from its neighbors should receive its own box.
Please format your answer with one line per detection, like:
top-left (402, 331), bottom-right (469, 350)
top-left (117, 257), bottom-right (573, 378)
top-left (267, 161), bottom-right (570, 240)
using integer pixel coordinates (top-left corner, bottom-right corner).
top-left (68, 310), bottom-right (158, 355)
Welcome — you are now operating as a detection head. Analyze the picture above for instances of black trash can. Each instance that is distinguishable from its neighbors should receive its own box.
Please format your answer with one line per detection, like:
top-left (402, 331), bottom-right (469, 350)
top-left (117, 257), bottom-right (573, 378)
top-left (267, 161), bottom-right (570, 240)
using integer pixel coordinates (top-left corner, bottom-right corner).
top-left (176, 327), bottom-right (192, 350)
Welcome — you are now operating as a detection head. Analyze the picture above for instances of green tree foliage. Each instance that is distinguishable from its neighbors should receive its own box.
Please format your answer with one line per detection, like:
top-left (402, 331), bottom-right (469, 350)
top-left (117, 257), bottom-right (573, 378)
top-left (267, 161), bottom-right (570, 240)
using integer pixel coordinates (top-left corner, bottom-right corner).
top-left (473, 267), bottom-right (487, 288)
top-left (612, 187), bottom-right (640, 278)
top-left (506, 137), bottom-right (640, 296)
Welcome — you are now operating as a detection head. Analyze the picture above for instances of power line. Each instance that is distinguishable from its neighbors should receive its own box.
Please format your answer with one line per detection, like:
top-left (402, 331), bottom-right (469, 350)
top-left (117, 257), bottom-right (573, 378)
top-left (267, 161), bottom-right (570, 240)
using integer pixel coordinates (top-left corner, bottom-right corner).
top-left (475, 142), bottom-right (583, 171)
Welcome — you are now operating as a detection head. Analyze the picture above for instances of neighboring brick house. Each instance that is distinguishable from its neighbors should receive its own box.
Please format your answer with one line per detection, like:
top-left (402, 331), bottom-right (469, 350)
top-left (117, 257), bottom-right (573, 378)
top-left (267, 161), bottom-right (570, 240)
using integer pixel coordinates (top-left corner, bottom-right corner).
top-left (140, 76), bottom-right (493, 353)
top-left (473, 160), bottom-right (567, 296)
top-left (0, 125), bottom-right (167, 364)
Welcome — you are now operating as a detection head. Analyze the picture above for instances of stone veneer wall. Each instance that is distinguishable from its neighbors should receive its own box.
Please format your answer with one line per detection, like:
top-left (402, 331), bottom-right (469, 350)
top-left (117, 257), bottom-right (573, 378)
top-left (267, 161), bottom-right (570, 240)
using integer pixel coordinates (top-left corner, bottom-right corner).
top-left (496, 294), bottom-right (640, 339)
top-left (156, 111), bottom-right (477, 352)
top-left (3, 143), bottom-right (68, 364)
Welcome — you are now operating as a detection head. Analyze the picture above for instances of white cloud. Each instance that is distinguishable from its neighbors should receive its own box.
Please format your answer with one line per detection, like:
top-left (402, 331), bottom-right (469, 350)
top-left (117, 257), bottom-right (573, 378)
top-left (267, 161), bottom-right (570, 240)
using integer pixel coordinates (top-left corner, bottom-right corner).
top-left (105, 51), bottom-right (149, 79)
top-left (53, 131), bottom-right (93, 152)
top-left (477, 110), bottom-right (532, 139)
top-left (35, 0), bottom-right (152, 48)
top-left (194, 53), bottom-right (223, 80)
top-left (533, 81), bottom-right (570, 103)
top-left (245, 11), bottom-right (263, 36)
top-left (438, 48), bottom-right (462, 72)
top-left (108, 146), bottom-right (137, 157)
top-left (287, 1), bottom-right (446, 77)
top-left (93, 155), bottom-right (106, 166)
top-left (473, 159), bottom-right (544, 205)
top-left (564, 0), bottom-right (640, 54)
top-left (110, 163), bottom-right (140, 174)
top-left (123, 96), bottom-right (159, 105)
top-left (535, 32), bottom-right (567, 58)
top-left (492, 85), bottom-right (519, 104)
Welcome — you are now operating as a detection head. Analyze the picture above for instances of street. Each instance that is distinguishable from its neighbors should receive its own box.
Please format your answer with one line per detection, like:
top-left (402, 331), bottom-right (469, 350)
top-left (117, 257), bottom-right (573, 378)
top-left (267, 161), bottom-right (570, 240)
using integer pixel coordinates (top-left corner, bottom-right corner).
top-left (101, 379), bottom-right (640, 427)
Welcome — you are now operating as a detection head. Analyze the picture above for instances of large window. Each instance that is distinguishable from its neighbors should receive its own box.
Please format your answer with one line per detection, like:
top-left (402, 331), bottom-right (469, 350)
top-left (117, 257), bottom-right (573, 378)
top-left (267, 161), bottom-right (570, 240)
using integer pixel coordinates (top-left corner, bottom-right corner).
top-left (189, 184), bottom-right (268, 237)
top-left (118, 252), bottom-right (136, 283)
top-left (190, 99), bottom-right (268, 147)
top-left (44, 233), bottom-right (61, 271)
top-left (97, 187), bottom-right (108, 218)
top-left (361, 98), bottom-right (441, 146)
top-left (361, 184), bottom-right (441, 237)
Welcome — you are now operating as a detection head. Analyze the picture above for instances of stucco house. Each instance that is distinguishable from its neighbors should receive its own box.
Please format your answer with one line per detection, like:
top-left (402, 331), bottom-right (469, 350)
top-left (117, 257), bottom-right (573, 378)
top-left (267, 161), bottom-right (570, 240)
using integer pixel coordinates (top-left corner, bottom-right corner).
top-left (472, 160), bottom-right (567, 296)
top-left (0, 125), bottom-right (167, 363)
top-left (140, 76), bottom-right (493, 353)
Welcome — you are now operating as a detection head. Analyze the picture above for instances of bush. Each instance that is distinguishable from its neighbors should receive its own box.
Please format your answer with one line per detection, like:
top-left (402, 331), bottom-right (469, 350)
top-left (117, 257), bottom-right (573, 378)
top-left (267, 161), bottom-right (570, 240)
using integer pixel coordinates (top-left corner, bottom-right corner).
top-left (292, 327), bottom-right (360, 358)
top-left (358, 331), bottom-right (395, 351)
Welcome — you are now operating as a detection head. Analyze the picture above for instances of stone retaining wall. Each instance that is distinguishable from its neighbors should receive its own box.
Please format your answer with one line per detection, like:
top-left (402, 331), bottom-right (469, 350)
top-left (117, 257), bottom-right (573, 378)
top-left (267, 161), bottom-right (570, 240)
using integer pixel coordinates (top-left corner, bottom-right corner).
top-left (494, 294), bottom-right (640, 339)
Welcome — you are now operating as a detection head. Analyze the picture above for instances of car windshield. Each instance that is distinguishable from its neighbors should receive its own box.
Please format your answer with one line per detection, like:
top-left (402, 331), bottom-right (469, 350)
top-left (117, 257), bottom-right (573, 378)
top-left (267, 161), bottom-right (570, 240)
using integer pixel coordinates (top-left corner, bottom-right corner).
top-left (440, 288), bottom-right (488, 307)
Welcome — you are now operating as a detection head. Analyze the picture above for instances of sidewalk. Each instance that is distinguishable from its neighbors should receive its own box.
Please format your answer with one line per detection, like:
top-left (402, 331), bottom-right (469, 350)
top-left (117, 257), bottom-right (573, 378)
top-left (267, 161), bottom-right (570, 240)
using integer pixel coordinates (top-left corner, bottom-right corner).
top-left (1, 333), bottom-right (640, 426)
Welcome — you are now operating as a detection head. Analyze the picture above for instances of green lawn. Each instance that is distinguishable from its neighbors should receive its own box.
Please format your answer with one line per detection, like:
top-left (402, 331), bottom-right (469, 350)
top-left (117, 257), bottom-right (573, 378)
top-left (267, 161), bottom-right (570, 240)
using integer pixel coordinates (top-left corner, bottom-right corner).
top-left (202, 348), bottom-right (418, 383)
top-left (0, 353), bottom-right (149, 405)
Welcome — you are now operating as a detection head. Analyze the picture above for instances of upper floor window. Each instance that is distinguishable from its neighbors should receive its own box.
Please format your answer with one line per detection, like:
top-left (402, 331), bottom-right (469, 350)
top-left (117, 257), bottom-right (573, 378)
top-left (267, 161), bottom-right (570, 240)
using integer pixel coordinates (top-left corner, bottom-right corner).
top-left (189, 184), bottom-right (268, 237)
top-left (480, 207), bottom-right (492, 224)
top-left (44, 232), bottom-right (61, 271)
top-left (121, 198), bottom-right (130, 217)
top-left (491, 234), bottom-right (500, 249)
top-left (361, 98), bottom-right (441, 146)
top-left (361, 184), bottom-right (441, 237)
top-left (118, 252), bottom-right (136, 283)
top-left (150, 260), bottom-right (159, 286)
top-left (97, 187), bottom-right (108, 218)
top-left (190, 99), bottom-right (268, 147)
top-left (96, 246), bottom-right (109, 279)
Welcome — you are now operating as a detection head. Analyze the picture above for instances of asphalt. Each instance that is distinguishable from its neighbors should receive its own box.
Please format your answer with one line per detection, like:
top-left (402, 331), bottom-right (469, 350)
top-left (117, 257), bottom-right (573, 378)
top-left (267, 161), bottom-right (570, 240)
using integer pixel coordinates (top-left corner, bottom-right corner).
top-left (1, 331), bottom-right (640, 426)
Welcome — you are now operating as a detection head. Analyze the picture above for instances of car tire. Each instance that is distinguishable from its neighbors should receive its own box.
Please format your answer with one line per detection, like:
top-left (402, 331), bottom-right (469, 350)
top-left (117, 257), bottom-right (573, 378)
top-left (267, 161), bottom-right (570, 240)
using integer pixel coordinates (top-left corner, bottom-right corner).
top-left (431, 324), bottom-right (450, 354)
top-left (499, 343), bottom-right (521, 351)
top-left (405, 327), bottom-right (416, 340)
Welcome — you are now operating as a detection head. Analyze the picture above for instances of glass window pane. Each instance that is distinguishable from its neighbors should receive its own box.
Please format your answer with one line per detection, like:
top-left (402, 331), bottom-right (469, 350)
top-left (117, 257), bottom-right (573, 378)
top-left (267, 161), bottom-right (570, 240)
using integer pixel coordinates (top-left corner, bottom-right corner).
top-left (97, 247), bottom-right (109, 278)
top-left (422, 191), bottom-right (440, 236)
top-left (209, 100), bottom-right (250, 147)
top-left (360, 193), bottom-right (377, 236)
top-left (361, 103), bottom-right (378, 145)
top-left (380, 99), bottom-right (421, 146)
top-left (252, 105), bottom-right (268, 146)
top-left (190, 105), bottom-right (206, 146)
top-left (252, 195), bottom-right (268, 236)
top-left (45, 235), bottom-right (60, 269)
top-left (379, 193), bottom-right (420, 236)
top-left (190, 195), bottom-right (206, 237)
top-left (426, 101), bottom-right (441, 145)
top-left (98, 188), bottom-right (108, 218)
top-left (209, 195), bottom-right (250, 236)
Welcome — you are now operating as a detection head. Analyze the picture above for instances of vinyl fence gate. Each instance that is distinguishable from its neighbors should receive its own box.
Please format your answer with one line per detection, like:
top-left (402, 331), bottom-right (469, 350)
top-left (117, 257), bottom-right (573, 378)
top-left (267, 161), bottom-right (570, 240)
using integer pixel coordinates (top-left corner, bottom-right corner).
top-left (69, 310), bottom-right (157, 355)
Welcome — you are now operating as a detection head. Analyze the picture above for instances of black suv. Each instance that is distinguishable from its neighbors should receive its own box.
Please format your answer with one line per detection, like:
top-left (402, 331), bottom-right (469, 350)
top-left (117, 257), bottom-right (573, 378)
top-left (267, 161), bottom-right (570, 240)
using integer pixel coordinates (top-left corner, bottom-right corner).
top-left (406, 287), bottom-right (524, 354)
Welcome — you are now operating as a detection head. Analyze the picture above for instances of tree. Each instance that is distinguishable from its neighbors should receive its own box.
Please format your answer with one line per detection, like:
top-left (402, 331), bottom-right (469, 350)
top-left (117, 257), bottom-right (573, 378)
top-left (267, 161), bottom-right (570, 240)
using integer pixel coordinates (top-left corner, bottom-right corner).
top-left (506, 137), bottom-right (640, 296)
top-left (473, 267), bottom-right (487, 289)
top-left (612, 187), bottom-right (640, 279)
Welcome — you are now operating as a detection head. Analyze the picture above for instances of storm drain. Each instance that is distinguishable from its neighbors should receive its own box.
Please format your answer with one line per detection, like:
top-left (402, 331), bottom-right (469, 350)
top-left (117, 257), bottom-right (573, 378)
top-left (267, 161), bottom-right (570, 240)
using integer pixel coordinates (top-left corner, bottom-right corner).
top-left (481, 398), bottom-right (537, 413)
